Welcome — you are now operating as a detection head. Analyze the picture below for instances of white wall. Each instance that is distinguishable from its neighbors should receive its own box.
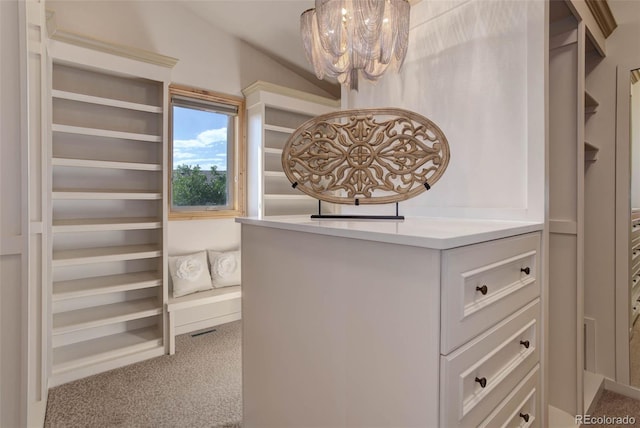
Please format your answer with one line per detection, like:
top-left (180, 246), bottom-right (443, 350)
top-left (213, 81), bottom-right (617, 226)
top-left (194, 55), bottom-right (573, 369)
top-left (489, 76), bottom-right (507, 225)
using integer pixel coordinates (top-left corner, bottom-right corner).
top-left (344, 0), bottom-right (545, 222)
top-left (583, 1), bottom-right (640, 381)
top-left (46, 0), bottom-right (336, 255)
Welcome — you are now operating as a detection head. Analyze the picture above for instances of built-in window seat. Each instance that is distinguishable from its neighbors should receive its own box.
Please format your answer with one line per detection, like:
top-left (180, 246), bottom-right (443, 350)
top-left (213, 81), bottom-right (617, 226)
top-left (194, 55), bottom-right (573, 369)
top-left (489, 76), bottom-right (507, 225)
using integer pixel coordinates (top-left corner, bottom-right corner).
top-left (167, 286), bottom-right (241, 354)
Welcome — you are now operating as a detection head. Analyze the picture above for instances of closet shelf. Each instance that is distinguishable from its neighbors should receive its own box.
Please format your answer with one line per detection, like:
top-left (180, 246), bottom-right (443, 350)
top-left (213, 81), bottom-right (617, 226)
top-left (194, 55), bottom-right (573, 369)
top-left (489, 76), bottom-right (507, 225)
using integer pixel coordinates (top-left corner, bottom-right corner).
top-left (633, 285), bottom-right (640, 304)
top-left (52, 89), bottom-right (163, 114)
top-left (52, 157), bottom-right (162, 171)
top-left (265, 124), bottom-right (296, 134)
top-left (52, 189), bottom-right (162, 200)
top-left (264, 147), bottom-right (283, 156)
top-left (52, 124), bottom-right (162, 143)
top-left (52, 244), bottom-right (162, 267)
top-left (584, 142), bottom-right (599, 162)
top-left (585, 91), bottom-right (599, 114)
top-left (52, 326), bottom-right (162, 374)
top-left (53, 271), bottom-right (163, 301)
top-left (52, 297), bottom-right (162, 335)
top-left (53, 217), bottom-right (162, 233)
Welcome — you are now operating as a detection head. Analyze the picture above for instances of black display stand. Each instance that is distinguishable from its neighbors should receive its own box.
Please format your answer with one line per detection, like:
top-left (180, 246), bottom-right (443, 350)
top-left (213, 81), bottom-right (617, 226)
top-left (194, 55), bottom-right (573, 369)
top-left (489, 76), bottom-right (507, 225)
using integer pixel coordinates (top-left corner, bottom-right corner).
top-left (310, 200), bottom-right (404, 220)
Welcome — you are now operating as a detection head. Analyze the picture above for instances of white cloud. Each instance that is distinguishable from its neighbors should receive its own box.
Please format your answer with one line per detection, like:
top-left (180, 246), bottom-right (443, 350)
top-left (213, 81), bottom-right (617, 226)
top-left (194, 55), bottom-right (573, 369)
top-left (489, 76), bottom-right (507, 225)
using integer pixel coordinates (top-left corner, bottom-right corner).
top-left (173, 150), bottom-right (197, 160)
top-left (174, 127), bottom-right (227, 149)
top-left (172, 127), bottom-right (229, 170)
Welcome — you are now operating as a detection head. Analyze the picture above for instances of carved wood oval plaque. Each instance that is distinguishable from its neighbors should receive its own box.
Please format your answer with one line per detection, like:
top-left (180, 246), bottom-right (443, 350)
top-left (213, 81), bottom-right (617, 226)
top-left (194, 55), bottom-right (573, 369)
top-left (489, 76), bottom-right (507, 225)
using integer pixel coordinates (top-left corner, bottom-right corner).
top-left (281, 108), bottom-right (450, 205)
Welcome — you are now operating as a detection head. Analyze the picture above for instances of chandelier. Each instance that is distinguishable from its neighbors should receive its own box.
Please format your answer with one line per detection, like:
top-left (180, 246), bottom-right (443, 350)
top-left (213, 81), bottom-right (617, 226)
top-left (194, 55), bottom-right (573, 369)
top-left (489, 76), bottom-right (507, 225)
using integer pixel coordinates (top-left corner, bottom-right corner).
top-left (300, 0), bottom-right (411, 91)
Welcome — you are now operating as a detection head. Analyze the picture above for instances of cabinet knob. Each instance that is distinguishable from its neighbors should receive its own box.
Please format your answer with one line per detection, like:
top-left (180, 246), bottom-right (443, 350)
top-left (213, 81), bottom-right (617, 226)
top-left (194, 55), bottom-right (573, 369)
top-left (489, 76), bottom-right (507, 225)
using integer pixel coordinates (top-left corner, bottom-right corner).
top-left (476, 285), bottom-right (488, 295)
top-left (520, 340), bottom-right (530, 349)
top-left (521, 267), bottom-right (531, 275)
top-left (475, 377), bottom-right (487, 388)
top-left (520, 413), bottom-right (530, 422)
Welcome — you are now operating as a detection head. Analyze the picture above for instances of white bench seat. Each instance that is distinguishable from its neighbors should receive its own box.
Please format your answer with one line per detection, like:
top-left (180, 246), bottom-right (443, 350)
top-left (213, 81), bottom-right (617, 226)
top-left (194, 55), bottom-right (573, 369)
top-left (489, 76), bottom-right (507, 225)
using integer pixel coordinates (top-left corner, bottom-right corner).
top-left (167, 285), bottom-right (241, 354)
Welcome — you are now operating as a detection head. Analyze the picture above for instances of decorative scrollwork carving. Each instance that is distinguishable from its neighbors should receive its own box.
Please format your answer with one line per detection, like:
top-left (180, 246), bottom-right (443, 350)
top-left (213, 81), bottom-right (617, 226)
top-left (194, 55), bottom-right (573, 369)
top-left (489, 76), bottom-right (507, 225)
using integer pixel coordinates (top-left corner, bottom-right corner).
top-left (281, 108), bottom-right (450, 205)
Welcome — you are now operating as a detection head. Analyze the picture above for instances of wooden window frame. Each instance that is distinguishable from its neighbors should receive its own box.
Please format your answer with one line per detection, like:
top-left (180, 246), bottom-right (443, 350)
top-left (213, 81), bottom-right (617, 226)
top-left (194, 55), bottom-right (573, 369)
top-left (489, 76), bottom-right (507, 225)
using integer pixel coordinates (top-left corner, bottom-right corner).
top-left (168, 84), bottom-right (246, 220)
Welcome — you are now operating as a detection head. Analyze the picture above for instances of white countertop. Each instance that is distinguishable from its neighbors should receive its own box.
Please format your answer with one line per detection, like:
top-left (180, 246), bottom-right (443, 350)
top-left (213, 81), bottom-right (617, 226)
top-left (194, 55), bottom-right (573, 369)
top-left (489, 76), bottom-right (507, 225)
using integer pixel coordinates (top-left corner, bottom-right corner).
top-left (236, 216), bottom-right (543, 250)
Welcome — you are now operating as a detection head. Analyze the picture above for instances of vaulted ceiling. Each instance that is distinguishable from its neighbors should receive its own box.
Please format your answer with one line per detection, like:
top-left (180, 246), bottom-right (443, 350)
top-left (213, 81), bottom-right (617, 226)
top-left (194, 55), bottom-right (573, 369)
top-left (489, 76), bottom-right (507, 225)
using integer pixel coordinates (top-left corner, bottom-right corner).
top-left (180, 0), bottom-right (341, 97)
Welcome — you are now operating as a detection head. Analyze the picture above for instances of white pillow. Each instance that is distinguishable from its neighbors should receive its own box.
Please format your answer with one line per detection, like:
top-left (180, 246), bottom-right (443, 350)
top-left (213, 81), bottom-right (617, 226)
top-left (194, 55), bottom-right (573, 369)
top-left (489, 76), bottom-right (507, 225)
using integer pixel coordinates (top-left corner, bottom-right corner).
top-left (207, 250), bottom-right (241, 288)
top-left (169, 251), bottom-right (213, 298)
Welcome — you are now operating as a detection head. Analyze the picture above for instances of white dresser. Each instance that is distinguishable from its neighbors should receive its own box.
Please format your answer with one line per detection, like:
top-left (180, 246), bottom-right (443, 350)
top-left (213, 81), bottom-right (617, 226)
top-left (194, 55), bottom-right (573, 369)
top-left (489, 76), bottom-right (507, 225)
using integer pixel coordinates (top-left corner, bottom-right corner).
top-left (237, 216), bottom-right (543, 427)
top-left (440, 233), bottom-right (541, 427)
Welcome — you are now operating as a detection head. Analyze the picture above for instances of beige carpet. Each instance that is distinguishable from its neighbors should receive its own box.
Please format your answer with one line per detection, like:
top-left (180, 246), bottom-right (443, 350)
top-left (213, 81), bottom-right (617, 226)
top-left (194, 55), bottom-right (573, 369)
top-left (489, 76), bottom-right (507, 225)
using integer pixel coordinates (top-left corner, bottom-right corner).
top-left (44, 321), bottom-right (242, 428)
top-left (589, 390), bottom-right (640, 427)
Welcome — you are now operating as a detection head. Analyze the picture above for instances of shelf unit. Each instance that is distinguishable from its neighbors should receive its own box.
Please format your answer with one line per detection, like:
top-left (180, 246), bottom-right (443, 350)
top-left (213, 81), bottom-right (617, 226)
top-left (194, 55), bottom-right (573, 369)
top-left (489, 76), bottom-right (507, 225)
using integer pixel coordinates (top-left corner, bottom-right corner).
top-left (48, 44), bottom-right (173, 386)
top-left (548, 0), bottom-right (610, 416)
top-left (243, 81), bottom-right (340, 217)
top-left (631, 212), bottom-right (640, 327)
top-left (584, 90), bottom-right (600, 165)
top-left (584, 91), bottom-right (599, 115)
top-left (584, 142), bottom-right (599, 163)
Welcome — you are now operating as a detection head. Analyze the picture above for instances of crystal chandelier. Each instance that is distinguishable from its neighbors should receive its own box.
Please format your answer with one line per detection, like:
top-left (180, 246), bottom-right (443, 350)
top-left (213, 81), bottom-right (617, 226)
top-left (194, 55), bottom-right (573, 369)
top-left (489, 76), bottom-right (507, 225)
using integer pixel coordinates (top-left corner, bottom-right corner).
top-left (301, 0), bottom-right (410, 91)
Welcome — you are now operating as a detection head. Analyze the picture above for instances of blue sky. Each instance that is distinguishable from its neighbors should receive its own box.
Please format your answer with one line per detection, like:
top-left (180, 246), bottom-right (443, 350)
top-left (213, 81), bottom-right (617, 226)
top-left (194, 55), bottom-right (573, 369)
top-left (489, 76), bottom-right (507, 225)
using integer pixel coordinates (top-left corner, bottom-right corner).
top-left (172, 106), bottom-right (228, 171)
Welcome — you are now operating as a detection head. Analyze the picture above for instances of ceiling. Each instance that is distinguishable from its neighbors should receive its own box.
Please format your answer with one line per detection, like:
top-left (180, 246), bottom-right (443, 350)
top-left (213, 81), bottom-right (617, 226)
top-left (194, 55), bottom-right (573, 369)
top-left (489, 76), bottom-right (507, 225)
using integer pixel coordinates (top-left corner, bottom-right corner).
top-left (179, 0), bottom-right (341, 96)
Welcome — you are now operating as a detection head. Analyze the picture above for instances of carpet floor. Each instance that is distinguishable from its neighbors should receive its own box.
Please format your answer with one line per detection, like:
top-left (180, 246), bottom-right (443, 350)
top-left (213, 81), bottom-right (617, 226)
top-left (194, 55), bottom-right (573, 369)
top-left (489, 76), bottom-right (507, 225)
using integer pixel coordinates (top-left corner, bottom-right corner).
top-left (44, 321), bottom-right (242, 428)
top-left (589, 390), bottom-right (640, 427)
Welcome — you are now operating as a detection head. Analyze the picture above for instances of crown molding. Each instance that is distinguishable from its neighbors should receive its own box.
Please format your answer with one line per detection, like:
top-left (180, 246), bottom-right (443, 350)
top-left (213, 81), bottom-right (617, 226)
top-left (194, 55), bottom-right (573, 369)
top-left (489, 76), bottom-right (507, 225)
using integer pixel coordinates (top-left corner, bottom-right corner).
top-left (242, 81), bottom-right (340, 107)
top-left (45, 10), bottom-right (178, 68)
top-left (585, 0), bottom-right (618, 38)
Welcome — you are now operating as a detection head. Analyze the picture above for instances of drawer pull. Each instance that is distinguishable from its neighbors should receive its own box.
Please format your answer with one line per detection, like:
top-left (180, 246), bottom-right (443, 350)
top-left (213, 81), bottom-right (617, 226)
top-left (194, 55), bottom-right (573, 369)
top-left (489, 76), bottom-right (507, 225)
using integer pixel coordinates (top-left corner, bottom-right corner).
top-left (475, 377), bottom-right (487, 388)
top-left (520, 413), bottom-right (530, 422)
top-left (520, 340), bottom-right (530, 349)
top-left (521, 267), bottom-right (531, 275)
top-left (476, 285), bottom-right (488, 295)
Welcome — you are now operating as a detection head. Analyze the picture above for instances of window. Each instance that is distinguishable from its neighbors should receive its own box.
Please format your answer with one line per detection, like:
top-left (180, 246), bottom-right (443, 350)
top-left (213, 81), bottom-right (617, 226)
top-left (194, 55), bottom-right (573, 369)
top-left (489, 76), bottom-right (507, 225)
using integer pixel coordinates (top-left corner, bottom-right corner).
top-left (169, 85), bottom-right (245, 219)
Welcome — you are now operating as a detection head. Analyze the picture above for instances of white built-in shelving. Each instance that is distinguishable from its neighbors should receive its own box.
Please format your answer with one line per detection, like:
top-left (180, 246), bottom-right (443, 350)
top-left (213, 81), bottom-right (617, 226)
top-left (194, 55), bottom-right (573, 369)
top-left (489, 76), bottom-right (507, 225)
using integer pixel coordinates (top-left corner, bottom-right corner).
top-left (49, 45), bottom-right (172, 386)
top-left (52, 190), bottom-right (163, 200)
top-left (548, 0), bottom-right (610, 413)
top-left (53, 271), bottom-right (163, 301)
top-left (52, 327), bottom-right (162, 375)
top-left (53, 297), bottom-right (162, 334)
top-left (631, 213), bottom-right (640, 326)
top-left (53, 217), bottom-right (162, 233)
top-left (52, 89), bottom-right (163, 113)
top-left (52, 244), bottom-right (163, 267)
top-left (584, 142), bottom-right (599, 163)
top-left (584, 91), bottom-right (600, 165)
top-left (52, 124), bottom-right (162, 143)
top-left (52, 157), bottom-right (162, 171)
top-left (243, 81), bottom-right (340, 217)
top-left (584, 91), bottom-right (599, 115)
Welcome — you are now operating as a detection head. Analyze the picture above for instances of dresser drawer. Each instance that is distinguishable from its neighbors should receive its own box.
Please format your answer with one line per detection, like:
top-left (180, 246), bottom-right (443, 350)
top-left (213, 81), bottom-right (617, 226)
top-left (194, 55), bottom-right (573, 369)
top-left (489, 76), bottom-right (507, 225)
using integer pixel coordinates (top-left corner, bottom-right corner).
top-left (441, 232), bottom-right (540, 353)
top-left (632, 221), bottom-right (640, 245)
top-left (479, 365), bottom-right (540, 428)
top-left (440, 299), bottom-right (540, 427)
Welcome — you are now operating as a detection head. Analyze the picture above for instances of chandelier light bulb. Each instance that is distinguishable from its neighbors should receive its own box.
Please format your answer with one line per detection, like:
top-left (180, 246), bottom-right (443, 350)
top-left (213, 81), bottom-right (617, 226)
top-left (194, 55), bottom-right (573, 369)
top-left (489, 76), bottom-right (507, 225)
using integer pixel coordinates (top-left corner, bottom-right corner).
top-left (301, 0), bottom-right (410, 91)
